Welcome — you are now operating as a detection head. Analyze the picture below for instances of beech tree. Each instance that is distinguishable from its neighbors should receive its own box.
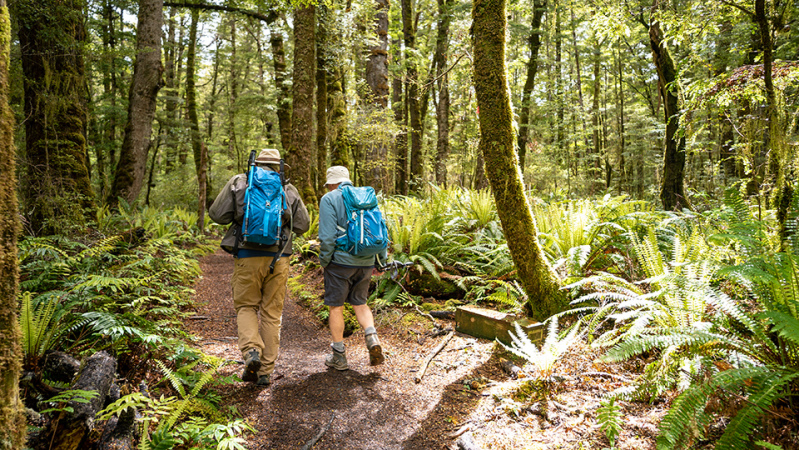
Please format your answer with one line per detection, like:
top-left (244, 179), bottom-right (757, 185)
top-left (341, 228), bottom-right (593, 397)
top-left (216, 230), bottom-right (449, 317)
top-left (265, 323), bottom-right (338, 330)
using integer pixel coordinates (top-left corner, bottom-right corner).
top-left (0, 0), bottom-right (24, 446)
top-left (110, 0), bottom-right (165, 206)
top-left (15, 0), bottom-right (95, 234)
top-left (288, 4), bottom-right (317, 205)
top-left (472, 0), bottom-right (565, 320)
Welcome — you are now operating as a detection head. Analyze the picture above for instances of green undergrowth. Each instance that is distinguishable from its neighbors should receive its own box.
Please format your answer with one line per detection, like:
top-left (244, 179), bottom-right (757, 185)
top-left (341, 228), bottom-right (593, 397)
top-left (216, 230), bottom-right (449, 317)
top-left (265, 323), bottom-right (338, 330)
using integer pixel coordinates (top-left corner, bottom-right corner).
top-left (19, 205), bottom-right (254, 449)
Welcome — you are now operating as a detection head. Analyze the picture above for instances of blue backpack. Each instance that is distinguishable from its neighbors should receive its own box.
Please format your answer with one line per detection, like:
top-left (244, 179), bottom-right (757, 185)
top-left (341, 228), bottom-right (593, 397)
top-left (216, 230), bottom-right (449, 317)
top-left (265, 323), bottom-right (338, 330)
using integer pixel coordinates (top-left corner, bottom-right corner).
top-left (336, 185), bottom-right (389, 257)
top-left (241, 165), bottom-right (286, 247)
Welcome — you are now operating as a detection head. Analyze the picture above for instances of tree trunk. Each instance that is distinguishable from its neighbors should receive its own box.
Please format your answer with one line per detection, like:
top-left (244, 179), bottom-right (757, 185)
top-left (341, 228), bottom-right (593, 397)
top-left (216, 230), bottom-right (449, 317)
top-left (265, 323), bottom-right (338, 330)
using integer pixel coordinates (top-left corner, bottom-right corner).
top-left (329, 66), bottom-right (351, 169)
top-left (401, 0), bottom-right (423, 189)
top-left (363, 0), bottom-right (391, 192)
top-left (0, 1), bottom-right (25, 445)
top-left (472, 0), bottom-right (564, 320)
top-left (392, 37), bottom-right (408, 194)
top-left (163, 7), bottom-right (180, 172)
top-left (517, 0), bottom-right (546, 171)
top-left (16, 0), bottom-right (95, 234)
top-left (648, 2), bottom-right (688, 211)
top-left (316, 5), bottom-right (329, 198)
top-left (228, 16), bottom-right (241, 172)
top-left (186, 9), bottom-right (207, 231)
top-left (433, 0), bottom-right (454, 187)
top-left (271, 22), bottom-right (292, 152)
top-left (289, 5), bottom-right (318, 205)
top-left (110, 0), bottom-right (164, 207)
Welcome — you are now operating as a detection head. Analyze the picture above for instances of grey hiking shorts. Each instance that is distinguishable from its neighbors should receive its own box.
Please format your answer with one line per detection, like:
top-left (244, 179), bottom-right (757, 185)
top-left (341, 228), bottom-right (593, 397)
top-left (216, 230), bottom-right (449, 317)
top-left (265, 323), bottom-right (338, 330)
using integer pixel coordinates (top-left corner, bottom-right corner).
top-left (323, 262), bottom-right (372, 307)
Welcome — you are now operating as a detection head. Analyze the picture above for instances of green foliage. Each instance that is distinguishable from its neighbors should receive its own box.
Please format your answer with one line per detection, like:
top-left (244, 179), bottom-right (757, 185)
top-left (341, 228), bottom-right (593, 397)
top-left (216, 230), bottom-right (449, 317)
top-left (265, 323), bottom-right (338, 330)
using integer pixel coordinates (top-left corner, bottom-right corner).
top-left (597, 398), bottom-right (623, 450)
top-left (500, 317), bottom-right (580, 379)
top-left (19, 291), bottom-right (67, 369)
top-left (38, 389), bottom-right (99, 415)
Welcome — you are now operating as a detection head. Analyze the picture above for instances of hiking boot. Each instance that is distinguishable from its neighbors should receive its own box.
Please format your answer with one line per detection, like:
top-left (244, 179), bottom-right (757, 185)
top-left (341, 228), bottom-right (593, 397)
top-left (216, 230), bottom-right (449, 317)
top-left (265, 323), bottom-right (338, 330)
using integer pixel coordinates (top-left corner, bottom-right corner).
top-left (256, 375), bottom-right (271, 386)
top-left (242, 349), bottom-right (261, 383)
top-left (325, 349), bottom-right (348, 371)
top-left (365, 333), bottom-right (385, 366)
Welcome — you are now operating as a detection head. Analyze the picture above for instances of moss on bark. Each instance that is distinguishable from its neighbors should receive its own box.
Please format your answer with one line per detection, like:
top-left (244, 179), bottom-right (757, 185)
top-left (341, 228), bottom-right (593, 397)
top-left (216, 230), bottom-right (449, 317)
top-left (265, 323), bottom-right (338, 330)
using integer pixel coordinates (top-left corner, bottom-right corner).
top-left (288, 5), bottom-right (318, 206)
top-left (15, 0), bottom-right (95, 234)
top-left (0, 1), bottom-right (26, 447)
top-left (471, 0), bottom-right (565, 321)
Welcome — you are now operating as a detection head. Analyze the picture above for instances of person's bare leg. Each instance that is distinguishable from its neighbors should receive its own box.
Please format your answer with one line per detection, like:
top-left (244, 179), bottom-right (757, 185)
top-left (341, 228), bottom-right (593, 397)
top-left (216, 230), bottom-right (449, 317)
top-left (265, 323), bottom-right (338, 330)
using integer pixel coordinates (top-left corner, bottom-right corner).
top-left (351, 304), bottom-right (374, 330)
top-left (329, 306), bottom-right (345, 342)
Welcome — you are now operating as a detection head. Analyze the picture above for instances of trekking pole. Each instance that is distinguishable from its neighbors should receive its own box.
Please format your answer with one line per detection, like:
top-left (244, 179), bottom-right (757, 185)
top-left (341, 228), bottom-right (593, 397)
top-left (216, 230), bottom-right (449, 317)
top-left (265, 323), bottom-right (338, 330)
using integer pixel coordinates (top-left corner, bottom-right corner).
top-left (269, 158), bottom-right (291, 274)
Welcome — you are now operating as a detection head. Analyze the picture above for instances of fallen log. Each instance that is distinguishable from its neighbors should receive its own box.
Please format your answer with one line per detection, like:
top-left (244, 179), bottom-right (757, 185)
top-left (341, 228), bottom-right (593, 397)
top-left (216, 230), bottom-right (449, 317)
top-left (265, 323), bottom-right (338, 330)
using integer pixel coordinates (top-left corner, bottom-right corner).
top-left (500, 359), bottom-right (522, 379)
top-left (414, 330), bottom-right (455, 383)
top-left (97, 400), bottom-right (137, 450)
top-left (43, 351), bottom-right (117, 450)
top-left (42, 351), bottom-right (81, 384)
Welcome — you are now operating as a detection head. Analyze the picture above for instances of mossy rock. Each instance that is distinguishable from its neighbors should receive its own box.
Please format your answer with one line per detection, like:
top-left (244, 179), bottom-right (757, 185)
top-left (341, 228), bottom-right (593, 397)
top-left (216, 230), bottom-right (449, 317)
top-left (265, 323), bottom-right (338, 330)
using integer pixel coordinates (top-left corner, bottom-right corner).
top-left (406, 271), bottom-right (465, 299)
top-left (420, 302), bottom-right (440, 311)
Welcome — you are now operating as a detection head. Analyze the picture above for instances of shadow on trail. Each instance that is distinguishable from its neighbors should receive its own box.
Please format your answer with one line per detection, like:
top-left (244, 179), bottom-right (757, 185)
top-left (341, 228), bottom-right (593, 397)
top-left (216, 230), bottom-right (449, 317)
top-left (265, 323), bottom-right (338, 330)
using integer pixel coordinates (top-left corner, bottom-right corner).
top-left (401, 351), bottom-right (503, 449)
top-left (262, 368), bottom-right (406, 449)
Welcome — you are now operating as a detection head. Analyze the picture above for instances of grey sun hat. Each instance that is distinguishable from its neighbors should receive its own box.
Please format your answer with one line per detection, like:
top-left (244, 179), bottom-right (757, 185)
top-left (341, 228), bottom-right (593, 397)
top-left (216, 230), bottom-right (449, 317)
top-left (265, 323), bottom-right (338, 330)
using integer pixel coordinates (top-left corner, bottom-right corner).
top-left (255, 148), bottom-right (290, 168)
top-left (325, 166), bottom-right (351, 186)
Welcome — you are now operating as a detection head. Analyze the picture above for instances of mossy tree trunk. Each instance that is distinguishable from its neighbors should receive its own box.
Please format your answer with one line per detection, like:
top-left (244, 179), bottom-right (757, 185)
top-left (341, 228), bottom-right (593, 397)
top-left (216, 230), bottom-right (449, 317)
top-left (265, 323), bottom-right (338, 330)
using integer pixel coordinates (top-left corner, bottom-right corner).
top-left (392, 36), bottom-right (408, 194)
top-left (401, 0), bottom-right (423, 190)
top-left (0, 1), bottom-right (25, 446)
top-left (15, 0), bottom-right (95, 234)
top-left (270, 21), bottom-right (292, 152)
top-left (186, 9), bottom-right (207, 231)
top-left (647, 0), bottom-right (689, 211)
top-left (516, 0), bottom-right (546, 171)
top-left (329, 66), bottom-right (351, 169)
top-left (433, 0), bottom-right (454, 187)
top-left (316, 6), bottom-right (329, 198)
top-left (363, 0), bottom-right (391, 192)
top-left (289, 5), bottom-right (318, 205)
top-left (471, 0), bottom-right (565, 321)
top-left (110, 0), bottom-right (164, 206)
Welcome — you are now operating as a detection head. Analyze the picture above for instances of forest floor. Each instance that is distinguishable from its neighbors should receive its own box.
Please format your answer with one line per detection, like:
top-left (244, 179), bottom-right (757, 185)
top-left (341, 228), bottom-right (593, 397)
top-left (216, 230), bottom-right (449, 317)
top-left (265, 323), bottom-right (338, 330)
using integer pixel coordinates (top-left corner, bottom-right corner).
top-left (189, 249), bottom-right (666, 450)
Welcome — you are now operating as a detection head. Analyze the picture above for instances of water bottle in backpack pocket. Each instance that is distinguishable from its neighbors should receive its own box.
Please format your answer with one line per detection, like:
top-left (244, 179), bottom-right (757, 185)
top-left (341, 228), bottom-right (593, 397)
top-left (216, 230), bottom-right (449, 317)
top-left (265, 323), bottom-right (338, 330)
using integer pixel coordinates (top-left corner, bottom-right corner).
top-left (241, 166), bottom-right (286, 246)
top-left (336, 185), bottom-right (389, 257)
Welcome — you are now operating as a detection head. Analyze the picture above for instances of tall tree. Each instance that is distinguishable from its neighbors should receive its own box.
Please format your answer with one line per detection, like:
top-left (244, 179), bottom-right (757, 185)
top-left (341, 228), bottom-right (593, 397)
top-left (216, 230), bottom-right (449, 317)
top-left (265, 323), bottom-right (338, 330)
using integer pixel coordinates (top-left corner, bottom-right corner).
top-left (643, 0), bottom-right (689, 210)
top-left (433, 0), bottom-right (454, 186)
top-left (288, 5), bottom-right (317, 204)
top-left (364, 0), bottom-right (391, 191)
top-left (472, 0), bottom-right (565, 320)
top-left (110, 0), bottom-right (165, 206)
top-left (401, 0), bottom-right (423, 189)
top-left (517, 0), bottom-right (546, 170)
top-left (270, 21), bottom-right (292, 152)
top-left (316, 6), bottom-right (329, 197)
top-left (15, 0), bottom-right (95, 234)
top-left (186, 9), bottom-right (208, 229)
top-left (392, 36), bottom-right (408, 194)
top-left (0, 0), bottom-right (24, 445)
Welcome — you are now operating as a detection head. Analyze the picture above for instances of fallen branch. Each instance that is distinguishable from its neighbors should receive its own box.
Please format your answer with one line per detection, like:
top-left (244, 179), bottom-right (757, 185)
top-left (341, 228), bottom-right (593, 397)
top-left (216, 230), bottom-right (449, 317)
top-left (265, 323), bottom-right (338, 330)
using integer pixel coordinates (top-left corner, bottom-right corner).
top-left (448, 422), bottom-right (472, 439)
top-left (301, 412), bottom-right (335, 450)
top-left (415, 331), bottom-right (455, 383)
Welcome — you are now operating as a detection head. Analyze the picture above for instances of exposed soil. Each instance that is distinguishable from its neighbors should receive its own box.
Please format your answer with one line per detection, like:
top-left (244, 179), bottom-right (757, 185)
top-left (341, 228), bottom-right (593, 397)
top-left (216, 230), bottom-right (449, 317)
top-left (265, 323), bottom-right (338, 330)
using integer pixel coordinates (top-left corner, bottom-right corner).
top-left (189, 249), bottom-right (663, 450)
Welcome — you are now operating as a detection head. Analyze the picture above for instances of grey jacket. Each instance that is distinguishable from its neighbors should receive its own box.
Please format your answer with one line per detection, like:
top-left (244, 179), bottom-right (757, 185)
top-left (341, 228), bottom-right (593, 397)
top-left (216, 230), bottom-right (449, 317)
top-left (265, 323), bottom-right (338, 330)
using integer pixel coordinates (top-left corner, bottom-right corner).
top-left (318, 181), bottom-right (387, 268)
top-left (209, 170), bottom-right (310, 255)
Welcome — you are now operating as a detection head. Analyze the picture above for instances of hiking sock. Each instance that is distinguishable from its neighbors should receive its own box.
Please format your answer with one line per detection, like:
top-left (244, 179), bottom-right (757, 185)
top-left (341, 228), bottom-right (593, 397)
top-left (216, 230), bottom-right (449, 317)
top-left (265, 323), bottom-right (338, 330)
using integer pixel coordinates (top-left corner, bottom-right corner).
top-left (364, 326), bottom-right (377, 336)
top-left (332, 341), bottom-right (345, 353)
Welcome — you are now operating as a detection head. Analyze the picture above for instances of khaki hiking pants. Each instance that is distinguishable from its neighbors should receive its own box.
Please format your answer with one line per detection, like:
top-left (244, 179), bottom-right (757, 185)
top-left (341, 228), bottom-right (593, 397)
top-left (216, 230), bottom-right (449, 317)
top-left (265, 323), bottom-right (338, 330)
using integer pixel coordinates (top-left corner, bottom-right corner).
top-left (232, 255), bottom-right (290, 376)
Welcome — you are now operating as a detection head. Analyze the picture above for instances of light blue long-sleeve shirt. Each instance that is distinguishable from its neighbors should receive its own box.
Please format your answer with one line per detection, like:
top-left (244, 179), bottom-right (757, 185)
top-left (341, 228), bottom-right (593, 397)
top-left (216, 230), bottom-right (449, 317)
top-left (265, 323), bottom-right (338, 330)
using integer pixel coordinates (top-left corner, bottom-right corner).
top-left (318, 181), bottom-right (387, 268)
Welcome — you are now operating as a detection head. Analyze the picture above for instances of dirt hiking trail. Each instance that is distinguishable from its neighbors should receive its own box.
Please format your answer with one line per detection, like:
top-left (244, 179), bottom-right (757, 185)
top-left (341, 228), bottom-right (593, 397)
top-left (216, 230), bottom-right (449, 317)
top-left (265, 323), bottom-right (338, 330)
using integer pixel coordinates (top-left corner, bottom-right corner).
top-left (189, 250), bottom-right (663, 450)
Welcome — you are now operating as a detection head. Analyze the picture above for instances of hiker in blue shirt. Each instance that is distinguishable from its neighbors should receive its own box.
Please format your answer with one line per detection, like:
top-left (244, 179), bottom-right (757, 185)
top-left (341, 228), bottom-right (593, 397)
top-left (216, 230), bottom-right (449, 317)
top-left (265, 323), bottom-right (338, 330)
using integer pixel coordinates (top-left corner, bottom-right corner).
top-left (318, 166), bottom-right (387, 370)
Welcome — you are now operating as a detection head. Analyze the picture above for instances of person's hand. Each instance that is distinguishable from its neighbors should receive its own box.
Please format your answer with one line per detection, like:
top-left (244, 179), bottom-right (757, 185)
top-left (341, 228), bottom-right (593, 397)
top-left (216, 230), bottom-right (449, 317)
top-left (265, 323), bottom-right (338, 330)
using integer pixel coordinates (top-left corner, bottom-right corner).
top-left (372, 268), bottom-right (384, 276)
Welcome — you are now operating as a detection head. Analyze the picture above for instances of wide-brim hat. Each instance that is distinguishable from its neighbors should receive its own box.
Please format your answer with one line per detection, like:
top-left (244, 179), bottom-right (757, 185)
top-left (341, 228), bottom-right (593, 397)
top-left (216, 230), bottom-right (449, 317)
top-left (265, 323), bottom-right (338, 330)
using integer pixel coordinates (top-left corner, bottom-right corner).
top-left (255, 148), bottom-right (290, 168)
top-left (325, 166), bottom-right (351, 186)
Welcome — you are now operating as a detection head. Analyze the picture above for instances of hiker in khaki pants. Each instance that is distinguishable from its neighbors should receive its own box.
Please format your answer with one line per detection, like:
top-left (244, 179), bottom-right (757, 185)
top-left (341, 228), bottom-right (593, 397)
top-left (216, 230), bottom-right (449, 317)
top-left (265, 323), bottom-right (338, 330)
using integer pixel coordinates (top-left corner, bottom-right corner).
top-left (209, 149), bottom-right (310, 386)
